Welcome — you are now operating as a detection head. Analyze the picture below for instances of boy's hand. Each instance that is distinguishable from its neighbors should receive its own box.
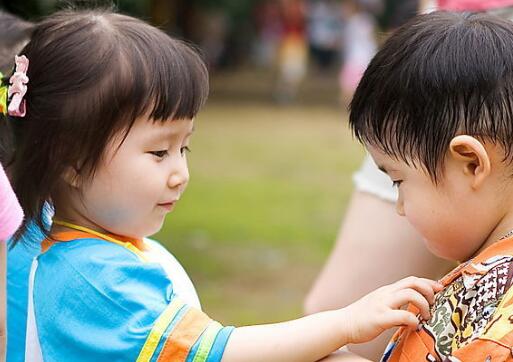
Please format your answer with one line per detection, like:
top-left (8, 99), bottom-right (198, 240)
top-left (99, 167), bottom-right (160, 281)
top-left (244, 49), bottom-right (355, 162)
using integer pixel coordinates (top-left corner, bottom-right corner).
top-left (340, 276), bottom-right (443, 344)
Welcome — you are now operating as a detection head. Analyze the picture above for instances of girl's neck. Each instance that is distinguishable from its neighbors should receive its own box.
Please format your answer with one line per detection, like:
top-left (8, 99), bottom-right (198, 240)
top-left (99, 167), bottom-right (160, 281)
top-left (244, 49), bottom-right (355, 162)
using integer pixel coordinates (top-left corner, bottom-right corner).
top-left (50, 210), bottom-right (110, 237)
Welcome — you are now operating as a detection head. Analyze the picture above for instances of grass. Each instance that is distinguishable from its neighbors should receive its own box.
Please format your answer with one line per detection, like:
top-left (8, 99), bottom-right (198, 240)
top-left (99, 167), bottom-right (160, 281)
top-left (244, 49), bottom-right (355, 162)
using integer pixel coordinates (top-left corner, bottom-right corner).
top-left (154, 70), bottom-right (365, 325)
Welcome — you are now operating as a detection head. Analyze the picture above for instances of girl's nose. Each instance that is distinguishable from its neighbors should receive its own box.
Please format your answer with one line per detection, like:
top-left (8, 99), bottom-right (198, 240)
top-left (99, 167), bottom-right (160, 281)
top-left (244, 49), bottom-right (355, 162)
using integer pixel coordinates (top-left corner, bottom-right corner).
top-left (167, 154), bottom-right (189, 189)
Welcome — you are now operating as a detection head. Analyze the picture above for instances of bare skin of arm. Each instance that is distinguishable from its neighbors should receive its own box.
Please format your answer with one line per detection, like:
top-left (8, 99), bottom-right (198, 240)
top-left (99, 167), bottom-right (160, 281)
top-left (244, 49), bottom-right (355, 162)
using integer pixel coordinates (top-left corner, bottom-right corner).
top-left (221, 276), bottom-right (442, 362)
top-left (304, 191), bottom-right (453, 360)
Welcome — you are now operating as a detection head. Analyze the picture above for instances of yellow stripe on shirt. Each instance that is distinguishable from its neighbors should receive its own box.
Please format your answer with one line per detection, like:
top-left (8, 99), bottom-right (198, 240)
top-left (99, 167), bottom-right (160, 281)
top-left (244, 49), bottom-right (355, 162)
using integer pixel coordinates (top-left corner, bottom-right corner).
top-left (137, 299), bottom-right (185, 362)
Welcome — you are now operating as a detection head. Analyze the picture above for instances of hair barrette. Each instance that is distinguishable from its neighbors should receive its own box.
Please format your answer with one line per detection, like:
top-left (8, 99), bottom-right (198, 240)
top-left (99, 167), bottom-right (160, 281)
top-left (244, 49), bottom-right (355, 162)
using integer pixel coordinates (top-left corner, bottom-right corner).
top-left (0, 73), bottom-right (7, 116)
top-left (7, 55), bottom-right (29, 117)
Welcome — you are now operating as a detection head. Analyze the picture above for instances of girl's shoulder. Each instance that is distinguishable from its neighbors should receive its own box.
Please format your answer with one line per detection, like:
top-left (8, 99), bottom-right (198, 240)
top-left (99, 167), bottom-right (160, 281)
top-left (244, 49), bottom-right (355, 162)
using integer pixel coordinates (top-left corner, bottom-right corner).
top-left (36, 234), bottom-right (173, 299)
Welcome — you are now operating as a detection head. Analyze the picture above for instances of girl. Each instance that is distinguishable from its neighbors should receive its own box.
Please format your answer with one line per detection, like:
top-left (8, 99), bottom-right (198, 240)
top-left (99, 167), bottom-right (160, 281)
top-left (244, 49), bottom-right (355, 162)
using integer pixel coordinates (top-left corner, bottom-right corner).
top-left (6, 9), bottom-right (441, 361)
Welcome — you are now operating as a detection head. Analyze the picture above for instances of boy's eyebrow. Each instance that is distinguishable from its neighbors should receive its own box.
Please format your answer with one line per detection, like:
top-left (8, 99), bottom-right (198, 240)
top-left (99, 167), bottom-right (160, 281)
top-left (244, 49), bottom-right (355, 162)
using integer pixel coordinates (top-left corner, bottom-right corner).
top-left (378, 165), bottom-right (388, 174)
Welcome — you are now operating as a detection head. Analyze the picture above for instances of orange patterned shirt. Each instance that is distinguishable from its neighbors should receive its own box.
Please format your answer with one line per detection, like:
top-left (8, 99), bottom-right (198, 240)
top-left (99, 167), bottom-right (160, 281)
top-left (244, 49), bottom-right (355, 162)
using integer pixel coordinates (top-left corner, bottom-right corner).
top-left (382, 237), bottom-right (513, 362)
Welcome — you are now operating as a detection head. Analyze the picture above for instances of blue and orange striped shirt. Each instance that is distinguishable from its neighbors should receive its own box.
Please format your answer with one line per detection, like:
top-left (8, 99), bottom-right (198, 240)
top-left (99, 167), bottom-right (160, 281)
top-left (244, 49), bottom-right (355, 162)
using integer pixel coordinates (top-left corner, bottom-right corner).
top-left (32, 231), bottom-right (234, 361)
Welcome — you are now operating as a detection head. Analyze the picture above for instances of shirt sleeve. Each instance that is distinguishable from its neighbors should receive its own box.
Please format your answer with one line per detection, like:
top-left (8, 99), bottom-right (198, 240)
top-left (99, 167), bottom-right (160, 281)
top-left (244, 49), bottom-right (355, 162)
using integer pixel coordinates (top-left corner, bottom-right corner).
top-left (34, 238), bottom-right (234, 362)
top-left (353, 154), bottom-right (398, 203)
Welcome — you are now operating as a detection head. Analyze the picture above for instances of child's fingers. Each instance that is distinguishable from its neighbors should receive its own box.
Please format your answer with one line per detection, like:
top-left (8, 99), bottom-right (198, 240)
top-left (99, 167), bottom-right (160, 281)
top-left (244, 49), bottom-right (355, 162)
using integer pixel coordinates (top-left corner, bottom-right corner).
top-left (392, 276), bottom-right (441, 291)
top-left (389, 289), bottom-right (431, 321)
top-left (384, 310), bottom-right (419, 330)
top-left (390, 277), bottom-right (440, 305)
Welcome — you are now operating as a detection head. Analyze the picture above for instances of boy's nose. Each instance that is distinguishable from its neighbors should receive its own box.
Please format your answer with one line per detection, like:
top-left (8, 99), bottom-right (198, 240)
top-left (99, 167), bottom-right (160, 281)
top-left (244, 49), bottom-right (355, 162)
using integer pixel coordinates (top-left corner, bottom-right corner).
top-left (395, 199), bottom-right (405, 216)
top-left (395, 203), bottom-right (404, 216)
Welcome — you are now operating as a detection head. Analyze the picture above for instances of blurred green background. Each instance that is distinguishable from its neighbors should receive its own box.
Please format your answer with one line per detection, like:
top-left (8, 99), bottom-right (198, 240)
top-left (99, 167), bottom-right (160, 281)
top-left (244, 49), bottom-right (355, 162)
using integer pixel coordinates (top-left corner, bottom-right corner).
top-left (157, 71), bottom-right (363, 325)
top-left (2, 0), bottom-right (376, 326)
top-left (157, 70), bottom-right (364, 324)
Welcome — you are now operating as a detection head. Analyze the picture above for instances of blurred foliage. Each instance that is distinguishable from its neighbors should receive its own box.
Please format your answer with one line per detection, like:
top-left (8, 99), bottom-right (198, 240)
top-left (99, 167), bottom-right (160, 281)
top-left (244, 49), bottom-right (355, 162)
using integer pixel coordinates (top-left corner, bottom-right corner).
top-left (0, 0), bottom-right (259, 22)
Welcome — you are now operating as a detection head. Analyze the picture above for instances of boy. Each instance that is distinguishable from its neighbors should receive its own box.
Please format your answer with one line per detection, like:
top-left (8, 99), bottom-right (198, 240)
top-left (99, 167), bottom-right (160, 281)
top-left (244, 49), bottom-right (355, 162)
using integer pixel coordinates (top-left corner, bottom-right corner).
top-left (349, 11), bottom-right (513, 361)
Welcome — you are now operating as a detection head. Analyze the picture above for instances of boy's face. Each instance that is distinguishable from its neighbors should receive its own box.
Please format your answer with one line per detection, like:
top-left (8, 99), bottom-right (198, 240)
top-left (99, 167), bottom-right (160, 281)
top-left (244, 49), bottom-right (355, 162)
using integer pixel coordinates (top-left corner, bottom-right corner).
top-left (367, 142), bottom-right (506, 262)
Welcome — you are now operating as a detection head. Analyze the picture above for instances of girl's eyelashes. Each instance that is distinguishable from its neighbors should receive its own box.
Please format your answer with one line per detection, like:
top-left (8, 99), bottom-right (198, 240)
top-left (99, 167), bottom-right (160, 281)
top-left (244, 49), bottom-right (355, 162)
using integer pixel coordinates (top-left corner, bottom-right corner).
top-left (149, 150), bottom-right (169, 158)
top-left (149, 146), bottom-right (190, 158)
top-left (392, 180), bottom-right (403, 188)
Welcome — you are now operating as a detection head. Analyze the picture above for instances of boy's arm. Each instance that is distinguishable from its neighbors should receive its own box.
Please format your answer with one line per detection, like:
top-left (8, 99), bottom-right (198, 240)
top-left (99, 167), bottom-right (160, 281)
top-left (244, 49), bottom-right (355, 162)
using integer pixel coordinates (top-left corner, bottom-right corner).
top-left (222, 277), bottom-right (442, 362)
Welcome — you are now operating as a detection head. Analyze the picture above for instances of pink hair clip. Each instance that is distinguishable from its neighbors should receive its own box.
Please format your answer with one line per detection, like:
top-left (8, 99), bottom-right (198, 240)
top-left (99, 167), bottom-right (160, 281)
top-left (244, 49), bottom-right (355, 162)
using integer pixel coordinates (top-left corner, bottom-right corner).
top-left (7, 55), bottom-right (29, 117)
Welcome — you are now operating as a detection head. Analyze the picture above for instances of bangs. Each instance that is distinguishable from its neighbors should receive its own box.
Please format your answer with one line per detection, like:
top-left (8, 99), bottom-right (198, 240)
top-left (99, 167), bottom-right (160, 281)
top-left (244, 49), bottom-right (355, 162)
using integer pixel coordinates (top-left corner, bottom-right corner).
top-left (51, 11), bottom-right (209, 133)
top-left (114, 19), bottom-right (209, 123)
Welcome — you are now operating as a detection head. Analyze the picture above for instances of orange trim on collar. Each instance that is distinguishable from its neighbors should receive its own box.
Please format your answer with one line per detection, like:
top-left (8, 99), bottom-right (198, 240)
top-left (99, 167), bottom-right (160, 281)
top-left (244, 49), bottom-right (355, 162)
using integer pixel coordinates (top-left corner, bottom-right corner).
top-left (42, 230), bottom-right (147, 255)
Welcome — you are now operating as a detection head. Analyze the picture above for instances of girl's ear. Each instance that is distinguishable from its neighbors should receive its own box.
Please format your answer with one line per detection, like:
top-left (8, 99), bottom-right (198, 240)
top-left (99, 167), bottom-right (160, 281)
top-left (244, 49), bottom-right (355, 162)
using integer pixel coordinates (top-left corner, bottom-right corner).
top-left (449, 135), bottom-right (491, 189)
top-left (62, 166), bottom-right (81, 189)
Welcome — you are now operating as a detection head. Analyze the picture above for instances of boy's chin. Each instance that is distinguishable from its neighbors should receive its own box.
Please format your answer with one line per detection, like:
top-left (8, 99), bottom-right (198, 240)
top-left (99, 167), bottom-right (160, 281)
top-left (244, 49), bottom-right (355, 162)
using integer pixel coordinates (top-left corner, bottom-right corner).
top-left (423, 238), bottom-right (460, 262)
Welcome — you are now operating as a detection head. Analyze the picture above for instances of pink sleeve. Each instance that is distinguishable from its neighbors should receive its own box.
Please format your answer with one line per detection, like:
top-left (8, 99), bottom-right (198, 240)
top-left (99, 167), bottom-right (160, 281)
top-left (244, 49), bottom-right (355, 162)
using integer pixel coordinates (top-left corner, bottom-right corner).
top-left (0, 163), bottom-right (23, 241)
top-left (438, 0), bottom-right (513, 11)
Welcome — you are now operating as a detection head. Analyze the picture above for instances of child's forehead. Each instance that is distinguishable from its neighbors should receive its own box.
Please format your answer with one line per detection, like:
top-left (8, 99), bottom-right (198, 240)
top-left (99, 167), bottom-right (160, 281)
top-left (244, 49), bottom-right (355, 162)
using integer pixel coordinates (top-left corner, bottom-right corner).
top-left (133, 117), bottom-right (194, 137)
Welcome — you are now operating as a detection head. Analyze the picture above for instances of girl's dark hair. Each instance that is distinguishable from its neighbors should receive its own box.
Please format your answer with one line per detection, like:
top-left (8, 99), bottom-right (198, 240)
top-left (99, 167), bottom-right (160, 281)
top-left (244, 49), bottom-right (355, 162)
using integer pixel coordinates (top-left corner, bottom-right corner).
top-left (8, 9), bottom-right (209, 243)
top-left (350, 11), bottom-right (513, 181)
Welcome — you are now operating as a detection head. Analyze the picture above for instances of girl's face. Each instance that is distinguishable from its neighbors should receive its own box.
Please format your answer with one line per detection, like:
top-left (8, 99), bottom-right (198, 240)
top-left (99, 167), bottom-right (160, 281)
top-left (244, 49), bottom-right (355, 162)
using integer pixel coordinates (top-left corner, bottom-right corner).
top-left (57, 116), bottom-right (193, 239)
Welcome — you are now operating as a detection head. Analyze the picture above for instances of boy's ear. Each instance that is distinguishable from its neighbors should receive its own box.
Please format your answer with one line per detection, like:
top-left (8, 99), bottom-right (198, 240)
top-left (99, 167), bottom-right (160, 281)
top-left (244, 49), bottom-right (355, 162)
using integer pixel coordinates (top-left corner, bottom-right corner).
top-left (62, 166), bottom-right (81, 189)
top-left (449, 135), bottom-right (491, 189)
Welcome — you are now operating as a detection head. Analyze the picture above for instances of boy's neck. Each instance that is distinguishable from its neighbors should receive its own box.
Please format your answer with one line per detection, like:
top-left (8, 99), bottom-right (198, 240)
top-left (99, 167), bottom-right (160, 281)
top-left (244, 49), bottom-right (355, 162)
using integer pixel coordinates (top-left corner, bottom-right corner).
top-left (469, 210), bottom-right (513, 259)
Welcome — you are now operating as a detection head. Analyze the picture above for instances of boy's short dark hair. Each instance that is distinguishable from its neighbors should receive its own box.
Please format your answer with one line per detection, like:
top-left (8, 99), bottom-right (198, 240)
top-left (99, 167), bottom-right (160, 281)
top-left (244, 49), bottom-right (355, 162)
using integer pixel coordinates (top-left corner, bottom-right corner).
top-left (349, 11), bottom-right (513, 180)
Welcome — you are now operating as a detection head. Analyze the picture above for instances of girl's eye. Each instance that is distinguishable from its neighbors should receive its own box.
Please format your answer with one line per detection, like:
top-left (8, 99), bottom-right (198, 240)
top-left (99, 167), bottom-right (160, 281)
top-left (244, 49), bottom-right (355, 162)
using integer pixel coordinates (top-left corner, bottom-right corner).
top-left (181, 146), bottom-right (191, 155)
top-left (392, 180), bottom-right (403, 188)
top-left (149, 150), bottom-right (169, 158)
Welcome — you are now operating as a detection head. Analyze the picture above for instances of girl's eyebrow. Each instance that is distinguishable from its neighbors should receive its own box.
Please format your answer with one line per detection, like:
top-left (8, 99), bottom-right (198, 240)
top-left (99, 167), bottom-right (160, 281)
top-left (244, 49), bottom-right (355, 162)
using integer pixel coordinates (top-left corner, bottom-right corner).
top-left (149, 124), bottom-right (195, 141)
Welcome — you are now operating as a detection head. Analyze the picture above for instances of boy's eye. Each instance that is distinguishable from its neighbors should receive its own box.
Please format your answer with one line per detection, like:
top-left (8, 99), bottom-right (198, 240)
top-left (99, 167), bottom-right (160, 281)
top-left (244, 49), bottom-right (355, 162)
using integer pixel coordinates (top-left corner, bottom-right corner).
top-left (149, 150), bottom-right (169, 158)
top-left (181, 146), bottom-right (191, 155)
top-left (392, 180), bottom-right (403, 188)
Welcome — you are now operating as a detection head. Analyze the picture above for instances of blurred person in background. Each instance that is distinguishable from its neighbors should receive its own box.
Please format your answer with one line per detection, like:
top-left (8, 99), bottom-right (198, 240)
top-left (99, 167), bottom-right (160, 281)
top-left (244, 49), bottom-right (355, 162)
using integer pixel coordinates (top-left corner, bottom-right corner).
top-left (338, 0), bottom-right (377, 104)
top-left (197, 9), bottom-right (229, 70)
top-left (253, 0), bottom-right (283, 68)
top-left (421, 0), bottom-right (513, 15)
top-left (307, 0), bottom-right (343, 71)
top-left (274, 0), bottom-right (308, 103)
